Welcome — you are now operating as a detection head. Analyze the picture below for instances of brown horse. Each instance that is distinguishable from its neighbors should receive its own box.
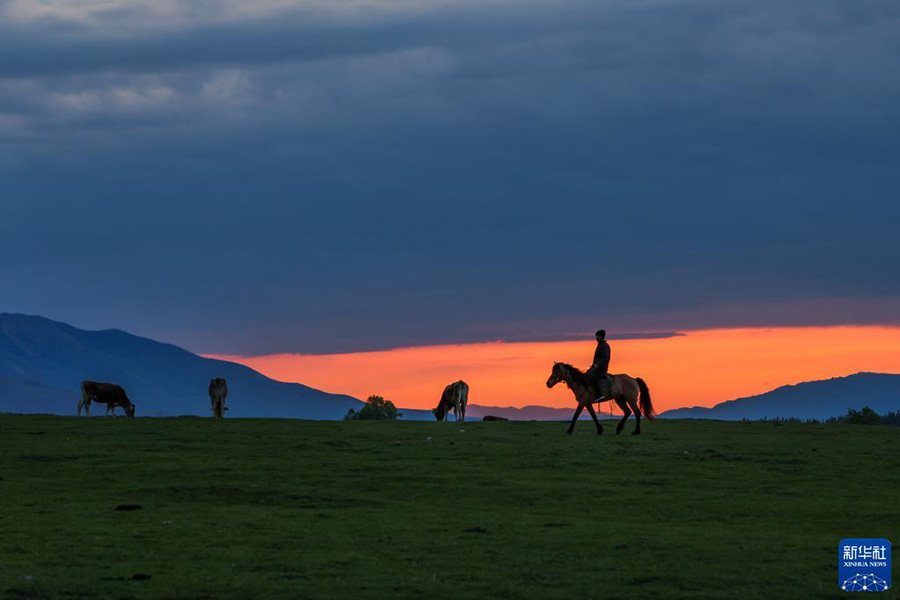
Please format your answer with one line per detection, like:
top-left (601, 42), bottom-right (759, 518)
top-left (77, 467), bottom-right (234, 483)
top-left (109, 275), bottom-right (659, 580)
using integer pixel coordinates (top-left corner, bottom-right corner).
top-left (546, 363), bottom-right (655, 435)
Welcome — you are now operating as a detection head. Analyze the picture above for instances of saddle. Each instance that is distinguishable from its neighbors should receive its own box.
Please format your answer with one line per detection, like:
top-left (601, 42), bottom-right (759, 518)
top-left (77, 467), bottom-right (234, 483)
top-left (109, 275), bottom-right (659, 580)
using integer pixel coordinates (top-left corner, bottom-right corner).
top-left (599, 374), bottom-right (613, 400)
top-left (587, 368), bottom-right (613, 400)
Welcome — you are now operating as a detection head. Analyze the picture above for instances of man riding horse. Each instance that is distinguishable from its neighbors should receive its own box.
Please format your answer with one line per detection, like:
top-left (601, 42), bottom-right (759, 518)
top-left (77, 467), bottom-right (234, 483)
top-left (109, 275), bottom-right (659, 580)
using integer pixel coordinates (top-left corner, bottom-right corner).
top-left (586, 329), bottom-right (612, 400)
top-left (546, 328), bottom-right (656, 435)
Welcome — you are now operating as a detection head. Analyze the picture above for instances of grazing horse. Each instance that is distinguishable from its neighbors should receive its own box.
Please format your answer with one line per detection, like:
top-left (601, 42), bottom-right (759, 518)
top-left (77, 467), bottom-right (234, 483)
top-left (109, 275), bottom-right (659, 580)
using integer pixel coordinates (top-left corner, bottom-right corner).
top-left (208, 377), bottom-right (228, 418)
top-left (77, 381), bottom-right (136, 418)
top-left (433, 380), bottom-right (469, 422)
top-left (546, 363), bottom-right (655, 435)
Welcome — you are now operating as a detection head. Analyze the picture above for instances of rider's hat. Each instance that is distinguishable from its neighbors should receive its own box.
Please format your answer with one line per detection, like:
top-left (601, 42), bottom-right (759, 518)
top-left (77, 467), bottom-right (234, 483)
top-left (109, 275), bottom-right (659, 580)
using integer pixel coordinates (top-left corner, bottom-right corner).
top-left (595, 329), bottom-right (606, 339)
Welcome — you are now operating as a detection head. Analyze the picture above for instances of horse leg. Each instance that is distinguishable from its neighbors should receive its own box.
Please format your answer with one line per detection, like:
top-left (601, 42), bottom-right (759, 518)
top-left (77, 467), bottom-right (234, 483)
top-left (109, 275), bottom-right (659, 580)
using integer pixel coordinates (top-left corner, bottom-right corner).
top-left (615, 398), bottom-right (631, 435)
top-left (585, 403), bottom-right (604, 435)
top-left (566, 404), bottom-right (586, 434)
top-left (627, 397), bottom-right (641, 435)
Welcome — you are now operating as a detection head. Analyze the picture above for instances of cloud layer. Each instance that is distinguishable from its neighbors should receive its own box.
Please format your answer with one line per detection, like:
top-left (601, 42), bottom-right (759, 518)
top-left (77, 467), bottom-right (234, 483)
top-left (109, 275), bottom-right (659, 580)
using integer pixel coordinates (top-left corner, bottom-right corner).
top-left (2, 0), bottom-right (899, 353)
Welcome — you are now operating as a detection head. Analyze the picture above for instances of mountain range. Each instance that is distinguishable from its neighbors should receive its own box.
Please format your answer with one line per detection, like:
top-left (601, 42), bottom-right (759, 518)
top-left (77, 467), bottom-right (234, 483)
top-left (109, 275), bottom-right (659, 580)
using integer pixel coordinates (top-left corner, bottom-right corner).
top-left (0, 313), bottom-right (383, 419)
top-left (659, 372), bottom-right (900, 420)
top-left (2, 313), bottom-right (898, 421)
top-left (455, 374), bottom-right (900, 421)
top-left (466, 404), bottom-right (602, 421)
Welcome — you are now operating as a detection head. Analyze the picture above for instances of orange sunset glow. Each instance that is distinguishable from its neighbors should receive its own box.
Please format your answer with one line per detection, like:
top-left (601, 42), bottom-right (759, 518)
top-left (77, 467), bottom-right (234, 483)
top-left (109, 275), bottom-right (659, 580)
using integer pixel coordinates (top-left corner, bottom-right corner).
top-left (209, 325), bottom-right (900, 412)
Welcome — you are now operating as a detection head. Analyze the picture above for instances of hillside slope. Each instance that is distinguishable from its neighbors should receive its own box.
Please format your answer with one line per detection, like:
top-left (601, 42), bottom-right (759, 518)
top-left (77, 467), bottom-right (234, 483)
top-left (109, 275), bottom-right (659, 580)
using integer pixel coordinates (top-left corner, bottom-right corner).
top-left (661, 372), bottom-right (900, 420)
top-left (0, 313), bottom-right (364, 418)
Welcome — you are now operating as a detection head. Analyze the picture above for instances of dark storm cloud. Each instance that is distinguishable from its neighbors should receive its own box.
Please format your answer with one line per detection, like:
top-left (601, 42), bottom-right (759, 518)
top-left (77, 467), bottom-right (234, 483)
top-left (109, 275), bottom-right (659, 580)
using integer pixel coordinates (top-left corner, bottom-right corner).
top-left (1, 0), bottom-right (899, 353)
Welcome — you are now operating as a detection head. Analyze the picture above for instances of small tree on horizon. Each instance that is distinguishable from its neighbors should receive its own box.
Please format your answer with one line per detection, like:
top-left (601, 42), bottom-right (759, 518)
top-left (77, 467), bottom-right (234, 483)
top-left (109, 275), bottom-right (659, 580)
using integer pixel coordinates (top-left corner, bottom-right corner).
top-left (344, 395), bottom-right (402, 421)
top-left (841, 406), bottom-right (881, 425)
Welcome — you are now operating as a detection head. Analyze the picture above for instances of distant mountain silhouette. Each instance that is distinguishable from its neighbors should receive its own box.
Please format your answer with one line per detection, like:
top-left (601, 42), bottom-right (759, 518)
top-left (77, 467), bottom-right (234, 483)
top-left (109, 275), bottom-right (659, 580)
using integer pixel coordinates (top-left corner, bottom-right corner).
top-left (5, 314), bottom-right (896, 422)
top-left (466, 404), bottom-right (597, 421)
top-left (0, 313), bottom-right (376, 419)
top-left (661, 373), bottom-right (900, 420)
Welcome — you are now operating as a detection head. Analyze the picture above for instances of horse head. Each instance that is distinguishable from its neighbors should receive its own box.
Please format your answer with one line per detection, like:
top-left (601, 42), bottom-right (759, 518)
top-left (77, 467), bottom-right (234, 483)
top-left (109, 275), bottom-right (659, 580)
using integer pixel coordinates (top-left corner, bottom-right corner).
top-left (546, 362), bottom-right (566, 388)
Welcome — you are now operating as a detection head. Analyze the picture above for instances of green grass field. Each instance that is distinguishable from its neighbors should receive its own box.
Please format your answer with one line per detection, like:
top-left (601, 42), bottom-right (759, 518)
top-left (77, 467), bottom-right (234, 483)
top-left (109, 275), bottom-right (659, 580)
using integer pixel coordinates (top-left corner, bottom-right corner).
top-left (1, 415), bottom-right (897, 599)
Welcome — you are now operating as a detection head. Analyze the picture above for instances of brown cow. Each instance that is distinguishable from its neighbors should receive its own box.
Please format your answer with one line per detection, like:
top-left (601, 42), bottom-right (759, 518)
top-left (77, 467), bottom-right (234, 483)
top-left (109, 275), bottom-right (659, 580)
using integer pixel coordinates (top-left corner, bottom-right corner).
top-left (433, 380), bottom-right (469, 422)
top-left (77, 381), bottom-right (136, 417)
top-left (209, 377), bottom-right (228, 418)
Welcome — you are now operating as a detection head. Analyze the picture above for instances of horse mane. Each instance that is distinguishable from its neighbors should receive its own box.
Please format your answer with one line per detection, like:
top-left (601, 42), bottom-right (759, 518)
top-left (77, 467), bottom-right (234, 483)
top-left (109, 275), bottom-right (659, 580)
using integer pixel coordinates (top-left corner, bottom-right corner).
top-left (555, 362), bottom-right (588, 387)
top-left (556, 362), bottom-right (584, 376)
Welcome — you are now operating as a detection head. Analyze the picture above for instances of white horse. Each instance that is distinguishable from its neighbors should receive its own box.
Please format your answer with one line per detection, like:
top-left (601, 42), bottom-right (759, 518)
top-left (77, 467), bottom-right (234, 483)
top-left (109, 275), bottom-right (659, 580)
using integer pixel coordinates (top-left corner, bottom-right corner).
top-left (433, 380), bottom-right (469, 422)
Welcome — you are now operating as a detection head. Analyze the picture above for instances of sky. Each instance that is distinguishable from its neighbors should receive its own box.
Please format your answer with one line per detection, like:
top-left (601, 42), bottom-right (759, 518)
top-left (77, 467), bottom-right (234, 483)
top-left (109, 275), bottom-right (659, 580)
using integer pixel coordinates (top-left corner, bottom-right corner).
top-left (2, 1), bottom-right (899, 407)
top-left (211, 326), bottom-right (900, 410)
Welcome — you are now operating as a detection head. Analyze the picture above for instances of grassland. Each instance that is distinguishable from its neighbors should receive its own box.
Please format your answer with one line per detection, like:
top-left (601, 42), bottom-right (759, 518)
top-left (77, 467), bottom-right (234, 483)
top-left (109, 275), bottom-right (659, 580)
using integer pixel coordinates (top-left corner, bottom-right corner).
top-left (0, 415), bottom-right (897, 599)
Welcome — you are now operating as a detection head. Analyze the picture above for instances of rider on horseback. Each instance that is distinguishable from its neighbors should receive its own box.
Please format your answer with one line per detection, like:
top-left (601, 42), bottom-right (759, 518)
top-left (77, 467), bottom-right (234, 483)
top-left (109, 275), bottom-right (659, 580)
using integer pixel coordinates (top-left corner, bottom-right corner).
top-left (587, 329), bottom-right (612, 400)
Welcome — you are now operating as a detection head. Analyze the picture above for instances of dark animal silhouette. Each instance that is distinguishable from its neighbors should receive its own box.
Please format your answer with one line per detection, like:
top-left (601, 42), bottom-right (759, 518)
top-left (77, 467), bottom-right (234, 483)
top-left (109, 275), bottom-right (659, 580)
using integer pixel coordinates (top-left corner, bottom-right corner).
top-left (77, 381), bottom-right (136, 417)
top-left (208, 377), bottom-right (228, 418)
top-left (433, 380), bottom-right (469, 422)
top-left (546, 363), bottom-right (655, 435)
top-left (587, 329), bottom-right (612, 395)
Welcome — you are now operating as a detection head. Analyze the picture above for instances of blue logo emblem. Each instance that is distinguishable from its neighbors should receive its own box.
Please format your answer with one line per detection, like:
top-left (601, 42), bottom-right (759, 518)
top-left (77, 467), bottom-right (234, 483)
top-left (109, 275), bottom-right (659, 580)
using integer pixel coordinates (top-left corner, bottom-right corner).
top-left (839, 539), bottom-right (891, 592)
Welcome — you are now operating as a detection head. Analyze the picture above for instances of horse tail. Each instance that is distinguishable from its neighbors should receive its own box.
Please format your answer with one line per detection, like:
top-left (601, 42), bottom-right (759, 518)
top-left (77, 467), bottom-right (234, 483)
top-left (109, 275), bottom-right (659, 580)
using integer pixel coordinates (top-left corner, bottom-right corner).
top-left (637, 378), bottom-right (656, 420)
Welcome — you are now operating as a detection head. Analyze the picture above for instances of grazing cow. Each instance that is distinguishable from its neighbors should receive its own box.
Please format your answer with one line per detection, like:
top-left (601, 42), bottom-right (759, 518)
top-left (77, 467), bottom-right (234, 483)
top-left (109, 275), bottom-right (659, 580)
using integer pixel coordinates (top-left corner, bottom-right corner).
top-left (209, 377), bottom-right (228, 418)
top-left (433, 380), bottom-right (469, 422)
top-left (77, 381), bottom-right (136, 417)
